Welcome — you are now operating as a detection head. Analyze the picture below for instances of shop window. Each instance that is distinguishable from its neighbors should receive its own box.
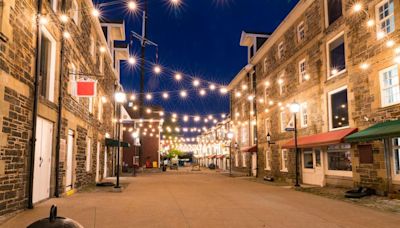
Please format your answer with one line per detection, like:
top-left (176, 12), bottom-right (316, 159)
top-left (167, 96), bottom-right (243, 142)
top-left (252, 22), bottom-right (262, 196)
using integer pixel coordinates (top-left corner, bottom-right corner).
top-left (278, 72), bottom-right (285, 95)
top-left (358, 145), bottom-right (373, 164)
top-left (393, 138), bottom-right (400, 175)
top-left (376, 0), bottom-right (395, 36)
top-left (278, 41), bottom-right (284, 59)
top-left (265, 149), bottom-right (271, 170)
top-left (328, 87), bottom-right (349, 130)
top-left (297, 21), bottom-right (305, 42)
top-left (299, 59), bottom-right (307, 83)
top-left (281, 149), bottom-right (288, 171)
top-left (315, 149), bottom-right (321, 167)
top-left (327, 33), bottom-right (346, 78)
top-left (300, 102), bottom-right (308, 128)
top-left (326, 0), bottom-right (342, 25)
top-left (86, 137), bottom-right (92, 172)
top-left (303, 150), bottom-right (314, 169)
top-left (379, 65), bottom-right (399, 106)
top-left (327, 150), bottom-right (352, 171)
top-left (39, 28), bottom-right (56, 102)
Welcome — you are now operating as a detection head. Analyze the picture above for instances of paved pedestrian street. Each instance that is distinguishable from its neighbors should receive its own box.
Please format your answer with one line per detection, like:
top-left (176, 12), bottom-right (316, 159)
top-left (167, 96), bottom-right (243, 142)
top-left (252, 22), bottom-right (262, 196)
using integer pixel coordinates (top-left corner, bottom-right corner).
top-left (2, 170), bottom-right (400, 228)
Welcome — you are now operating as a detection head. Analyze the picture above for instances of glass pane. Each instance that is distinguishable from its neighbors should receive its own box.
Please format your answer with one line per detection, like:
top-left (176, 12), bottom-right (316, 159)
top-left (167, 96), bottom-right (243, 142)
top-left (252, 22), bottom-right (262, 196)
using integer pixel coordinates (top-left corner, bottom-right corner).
top-left (315, 150), bottom-right (321, 167)
top-left (393, 138), bottom-right (400, 147)
top-left (303, 151), bottom-right (314, 169)
top-left (328, 0), bottom-right (343, 25)
top-left (327, 151), bottom-right (352, 171)
top-left (394, 149), bottom-right (400, 174)
top-left (330, 89), bottom-right (349, 129)
top-left (329, 36), bottom-right (346, 73)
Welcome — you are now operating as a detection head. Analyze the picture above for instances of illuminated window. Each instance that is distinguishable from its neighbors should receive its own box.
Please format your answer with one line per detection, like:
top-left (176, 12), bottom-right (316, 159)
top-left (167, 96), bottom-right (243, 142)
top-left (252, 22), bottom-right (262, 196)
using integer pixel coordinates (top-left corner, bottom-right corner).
top-left (327, 33), bottom-right (346, 78)
top-left (328, 87), bottom-right (349, 130)
top-left (299, 59), bottom-right (307, 83)
top-left (281, 149), bottom-right (288, 172)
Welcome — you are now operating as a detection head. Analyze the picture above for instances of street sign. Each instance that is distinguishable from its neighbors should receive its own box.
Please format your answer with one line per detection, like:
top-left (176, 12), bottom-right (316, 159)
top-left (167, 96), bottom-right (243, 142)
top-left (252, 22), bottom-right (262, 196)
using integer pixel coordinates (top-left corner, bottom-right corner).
top-left (76, 79), bottom-right (97, 97)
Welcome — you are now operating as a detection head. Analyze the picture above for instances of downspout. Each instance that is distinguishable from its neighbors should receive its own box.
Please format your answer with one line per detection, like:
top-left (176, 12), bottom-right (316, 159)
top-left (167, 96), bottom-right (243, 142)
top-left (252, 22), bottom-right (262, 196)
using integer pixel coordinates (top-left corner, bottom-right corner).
top-left (28, 0), bottom-right (43, 209)
top-left (383, 138), bottom-right (392, 195)
top-left (54, 0), bottom-right (67, 198)
top-left (247, 73), bottom-right (251, 176)
top-left (254, 71), bottom-right (258, 178)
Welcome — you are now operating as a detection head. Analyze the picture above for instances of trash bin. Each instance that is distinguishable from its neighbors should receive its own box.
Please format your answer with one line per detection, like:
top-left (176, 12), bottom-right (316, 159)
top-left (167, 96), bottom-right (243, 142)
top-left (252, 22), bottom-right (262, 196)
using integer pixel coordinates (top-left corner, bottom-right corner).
top-left (152, 161), bottom-right (158, 168)
top-left (28, 205), bottom-right (83, 228)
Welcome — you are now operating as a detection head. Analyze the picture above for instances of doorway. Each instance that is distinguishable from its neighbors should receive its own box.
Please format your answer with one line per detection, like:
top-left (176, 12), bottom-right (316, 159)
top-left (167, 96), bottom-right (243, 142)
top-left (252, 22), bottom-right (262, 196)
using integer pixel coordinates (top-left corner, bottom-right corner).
top-left (66, 129), bottom-right (74, 192)
top-left (302, 148), bottom-right (325, 186)
top-left (33, 117), bottom-right (53, 203)
top-left (251, 153), bottom-right (257, 176)
top-left (104, 147), bottom-right (108, 178)
top-left (96, 142), bottom-right (101, 182)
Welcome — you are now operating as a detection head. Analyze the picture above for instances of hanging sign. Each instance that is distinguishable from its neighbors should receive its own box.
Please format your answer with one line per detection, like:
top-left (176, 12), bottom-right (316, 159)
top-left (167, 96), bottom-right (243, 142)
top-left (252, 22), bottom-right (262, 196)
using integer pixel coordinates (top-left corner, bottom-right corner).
top-left (285, 116), bottom-right (295, 132)
top-left (76, 79), bottom-right (97, 97)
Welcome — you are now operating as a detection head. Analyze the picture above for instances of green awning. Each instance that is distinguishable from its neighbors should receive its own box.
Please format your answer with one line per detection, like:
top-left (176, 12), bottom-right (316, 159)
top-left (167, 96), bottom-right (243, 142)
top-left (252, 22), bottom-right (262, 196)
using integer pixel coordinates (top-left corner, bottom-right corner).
top-left (345, 120), bottom-right (400, 142)
top-left (105, 138), bottom-right (130, 148)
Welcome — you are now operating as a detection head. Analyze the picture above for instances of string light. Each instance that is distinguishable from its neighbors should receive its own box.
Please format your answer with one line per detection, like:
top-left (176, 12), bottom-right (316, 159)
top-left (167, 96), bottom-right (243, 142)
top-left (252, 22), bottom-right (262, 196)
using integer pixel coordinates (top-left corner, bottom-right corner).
top-left (193, 79), bottom-right (200, 87)
top-left (127, 1), bottom-right (137, 10)
top-left (386, 40), bottom-right (395, 48)
top-left (99, 46), bottom-right (106, 53)
top-left (162, 92), bottom-right (169, 99)
top-left (352, 3), bottom-right (362, 13)
top-left (154, 65), bottom-right (162, 74)
top-left (39, 16), bottom-right (48, 25)
top-left (180, 90), bottom-right (188, 98)
top-left (63, 31), bottom-right (71, 39)
top-left (174, 73), bottom-right (182, 81)
top-left (220, 87), bottom-right (228, 94)
top-left (199, 89), bottom-right (206, 96)
top-left (128, 56), bottom-right (137, 65)
top-left (146, 94), bottom-right (153, 100)
top-left (60, 14), bottom-right (69, 23)
top-left (360, 63), bottom-right (370, 70)
top-left (209, 84), bottom-right (216, 90)
top-left (92, 8), bottom-right (100, 17)
top-left (367, 19), bottom-right (375, 27)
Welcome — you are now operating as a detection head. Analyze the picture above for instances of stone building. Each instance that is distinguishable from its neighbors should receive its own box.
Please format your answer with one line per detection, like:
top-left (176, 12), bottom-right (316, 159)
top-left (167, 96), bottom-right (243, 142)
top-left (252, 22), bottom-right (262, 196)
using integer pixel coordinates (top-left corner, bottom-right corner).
top-left (0, 0), bottom-right (128, 218)
top-left (229, 0), bottom-right (400, 195)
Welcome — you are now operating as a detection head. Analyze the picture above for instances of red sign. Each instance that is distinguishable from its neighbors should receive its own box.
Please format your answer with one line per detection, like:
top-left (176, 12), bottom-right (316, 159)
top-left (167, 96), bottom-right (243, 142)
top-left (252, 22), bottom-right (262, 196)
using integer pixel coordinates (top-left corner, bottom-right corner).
top-left (76, 80), bottom-right (97, 97)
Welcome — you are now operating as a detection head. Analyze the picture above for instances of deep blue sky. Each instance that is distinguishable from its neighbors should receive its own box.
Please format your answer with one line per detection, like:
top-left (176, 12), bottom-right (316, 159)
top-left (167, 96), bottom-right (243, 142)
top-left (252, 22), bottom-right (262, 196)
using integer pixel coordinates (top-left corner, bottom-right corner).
top-left (98, 0), bottom-right (298, 128)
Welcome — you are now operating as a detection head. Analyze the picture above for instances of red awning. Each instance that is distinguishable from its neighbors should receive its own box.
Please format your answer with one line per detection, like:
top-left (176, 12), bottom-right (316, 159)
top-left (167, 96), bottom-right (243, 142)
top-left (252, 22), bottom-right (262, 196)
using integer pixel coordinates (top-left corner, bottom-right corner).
top-left (240, 145), bottom-right (257, 153)
top-left (282, 128), bottom-right (357, 149)
top-left (216, 155), bottom-right (225, 159)
top-left (207, 155), bottom-right (216, 159)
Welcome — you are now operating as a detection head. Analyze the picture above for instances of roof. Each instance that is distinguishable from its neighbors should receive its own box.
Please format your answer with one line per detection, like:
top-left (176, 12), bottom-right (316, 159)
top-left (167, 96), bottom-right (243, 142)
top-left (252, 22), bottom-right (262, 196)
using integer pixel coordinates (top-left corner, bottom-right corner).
top-left (346, 120), bottom-right (400, 142)
top-left (240, 31), bottom-right (271, 47)
top-left (282, 128), bottom-right (358, 149)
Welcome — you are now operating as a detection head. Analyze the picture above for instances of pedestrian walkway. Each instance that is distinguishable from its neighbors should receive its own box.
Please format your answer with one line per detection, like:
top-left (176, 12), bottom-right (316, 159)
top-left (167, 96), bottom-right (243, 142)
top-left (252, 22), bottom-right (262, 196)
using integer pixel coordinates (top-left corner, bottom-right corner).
top-left (2, 170), bottom-right (400, 228)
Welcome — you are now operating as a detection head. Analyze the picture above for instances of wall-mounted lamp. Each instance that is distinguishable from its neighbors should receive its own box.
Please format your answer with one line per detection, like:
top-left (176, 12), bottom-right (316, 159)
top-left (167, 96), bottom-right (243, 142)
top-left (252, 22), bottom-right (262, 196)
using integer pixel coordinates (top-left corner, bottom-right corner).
top-left (267, 132), bottom-right (275, 146)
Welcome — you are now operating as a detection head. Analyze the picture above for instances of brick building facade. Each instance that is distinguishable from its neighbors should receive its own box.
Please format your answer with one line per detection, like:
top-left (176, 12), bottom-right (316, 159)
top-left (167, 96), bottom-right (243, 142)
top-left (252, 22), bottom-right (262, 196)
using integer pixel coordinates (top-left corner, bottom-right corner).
top-left (0, 0), bottom-right (127, 218)
top-left (229, 0), bottom-right (400, 195)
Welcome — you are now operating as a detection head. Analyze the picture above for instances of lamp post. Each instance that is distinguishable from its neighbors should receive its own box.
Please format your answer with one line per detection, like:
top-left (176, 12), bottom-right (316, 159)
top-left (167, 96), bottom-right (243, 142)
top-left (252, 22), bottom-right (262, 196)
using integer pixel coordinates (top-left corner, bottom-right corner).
top-left (289, 102), bottom-right (301, 187)
top-left (114, 92), bottom-right (126, 189)
top-left (227, 131), bottom-right (234, 177)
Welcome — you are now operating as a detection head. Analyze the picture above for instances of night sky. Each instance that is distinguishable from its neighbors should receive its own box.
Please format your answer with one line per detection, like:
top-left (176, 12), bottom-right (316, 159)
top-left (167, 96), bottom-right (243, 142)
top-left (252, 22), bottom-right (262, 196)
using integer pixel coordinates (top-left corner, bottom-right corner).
top-left (98, 0), bottom-right (298, 128)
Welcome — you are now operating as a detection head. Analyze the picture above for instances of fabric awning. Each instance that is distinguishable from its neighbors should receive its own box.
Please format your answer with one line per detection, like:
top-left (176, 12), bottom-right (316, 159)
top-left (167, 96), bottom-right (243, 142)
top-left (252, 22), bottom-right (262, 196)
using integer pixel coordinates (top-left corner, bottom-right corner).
top-left (216, 155), bottom-right (225, 159)
top-left (240, 145), bottom-right (257, 153)
top-left (105, 138), bottom-right (130, 148)
top-left (282, 128), bottom-right (357, 149)
top-left (207, 155), bottom-right (216, 159)
top-left (345, 120), bottom-right (400, 142)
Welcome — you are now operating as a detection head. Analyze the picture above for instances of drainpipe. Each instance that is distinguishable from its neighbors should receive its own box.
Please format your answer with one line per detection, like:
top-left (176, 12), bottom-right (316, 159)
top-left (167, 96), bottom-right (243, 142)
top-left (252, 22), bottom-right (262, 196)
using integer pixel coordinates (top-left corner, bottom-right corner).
top-left (28, 0), bottom-right (43, 209)
top-left (383, 138), bottom-right (392, 195)
top-left (54, 0), bottom-right (67, 198)
top-left (254, 72), bottom-right (258, 178)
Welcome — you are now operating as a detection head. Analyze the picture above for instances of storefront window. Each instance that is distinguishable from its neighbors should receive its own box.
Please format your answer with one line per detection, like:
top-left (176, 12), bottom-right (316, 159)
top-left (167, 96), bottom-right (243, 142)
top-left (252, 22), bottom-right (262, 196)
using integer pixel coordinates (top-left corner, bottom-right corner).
top-left (327, 150), bottom-right (352, 171)
top-left (303, 150), bottom-right (313, 169)
top-left (315, 149), bottom-right (321, 167)
top-left (393, 138), bottom-right (400, 175)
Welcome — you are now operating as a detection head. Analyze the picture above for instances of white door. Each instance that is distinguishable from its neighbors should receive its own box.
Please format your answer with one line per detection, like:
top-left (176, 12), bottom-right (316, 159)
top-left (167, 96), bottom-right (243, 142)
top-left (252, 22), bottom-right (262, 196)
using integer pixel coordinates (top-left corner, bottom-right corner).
top-left (251, 153), bottom-right (257, 176)
top-left (33, 117), bottom-right (53, 203)
top-left (103, 148), bottom-right (107, 178)
top-left (65, 130), bottom-right (74, 191)
top-left (302, 149), bottom-right (325, 186)
top-left (96, 142), bottom-right (100, 182)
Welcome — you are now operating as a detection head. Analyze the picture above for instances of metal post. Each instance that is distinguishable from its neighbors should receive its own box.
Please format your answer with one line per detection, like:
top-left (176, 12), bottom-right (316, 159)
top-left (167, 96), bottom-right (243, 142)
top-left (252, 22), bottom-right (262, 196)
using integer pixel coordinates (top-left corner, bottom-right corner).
top-left (28, 0), bottom-right (43, 209)
top-left (229, 142), bottom-right (232, 176)
top-left (115, 104), bottom-right (121, 189)
top-left (294, 114), bottom-right (300, 187)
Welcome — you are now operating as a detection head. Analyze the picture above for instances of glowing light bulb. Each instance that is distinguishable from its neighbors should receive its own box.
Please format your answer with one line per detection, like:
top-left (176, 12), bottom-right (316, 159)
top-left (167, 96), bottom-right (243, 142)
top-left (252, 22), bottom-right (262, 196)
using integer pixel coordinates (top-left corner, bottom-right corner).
top-left (352, 3), bottom-right (362, 13)
top-left (360, 63), bottom-right (370, 70)
top-left (304, 74), bottom-right (310, 81)
top-left (174, 73), bottom-right (182, 81)
top-left (278, 79), bottom-right (284, 84)
top-left (386, 40), bottom-right (395, 47)
top-left (180, 90), bottom-right (187, 98)
top-left (60, 14), bottom-right (69, 23)
top-left (209, 84), bottom-right (216, 90)
top-left (128, 56), bottom-right (136, 65)
top-left (235, 92), bottom-right (241, 97)
top-left (162, 92), bottom-right (169, 99)
top-left (92, 9), bottom-right (100, 17)
top-left (367, 19), bottom-right (375, 27)
top-left (39, 16), bottom-right (48, 25)
top-left (264, 81), bottom-right (270, 87)
top-left (199, 89), bottom-right (206, 96)
top-left (99, 46), bottom-right (106, 53)
top-left (377, 31), bottom-right (386, 40)
top-left (193, 79), bottom-right (200, 87)
top-left (63, 31), bottom-right (71, 39)
top-left (128, 1), bottom-right (137, 10)
top-left (146, 94), bottom-right (153, 100)
top-left (220, 87), bottom-right (228, 94)
top-left (153, 65), bottom-right (161, 74)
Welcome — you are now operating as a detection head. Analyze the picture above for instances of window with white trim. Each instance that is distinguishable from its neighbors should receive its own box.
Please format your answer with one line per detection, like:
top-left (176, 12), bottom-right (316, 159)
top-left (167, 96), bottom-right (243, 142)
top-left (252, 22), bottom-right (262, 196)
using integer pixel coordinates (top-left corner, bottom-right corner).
top-left (393, 138), bottom-right (400, 176)
top-left (278, 72), bottom-right (285, 95)
top-left (39, 28), bottom-right (57, 102)
top-left (241, 126), bottom-right (247, 145)
top-left (263, 57), bottom-right (268, 73)
top-left (376, 0), bottom-right (395, 36)
top-left (242, 153), bottom-right (247, 167)
top-left (90, 35), bottom-right (96, 57)
top-left (48, 0), bottom-right (58, 12)
top-left (299, 59), bottom-right (307, 83)
top-left (98, 97), bottom-right (103, 121)
top-left (265, 149), bottom-right (271, 170)
top-left (265, 118), bottom-right (271, 135)
top-left (326, 0), bottom-right (342, 25)
top-left (241, 103), bottom-right (246, 117)
top-left (278, 41), bottom-right (284, 59)
top-left (71, 0), bottom-right (79, 25)
top-left (281, 149), bottom-right (288, 171)
top-left (327, 33), bottom-right (346, 78)
top-left (88, 97), bottom-right (93, 114)
top-left (297, 21), bottom-right (305, 42)
top-left (300, 102), bottom-right (308, 128)
top-left (86, 137), bottom-right (92, 172)
top-left (280, 111), bottom-right (287, 132)
top-left (328, 87), bottom-right (349, 130)
top-left (379, 65), bottom-right (400, 106)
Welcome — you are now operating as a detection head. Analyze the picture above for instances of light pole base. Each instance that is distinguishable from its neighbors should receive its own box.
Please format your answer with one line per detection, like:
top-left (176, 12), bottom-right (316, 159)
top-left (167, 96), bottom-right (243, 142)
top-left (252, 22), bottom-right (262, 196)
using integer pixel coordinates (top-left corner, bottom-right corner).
top-left (113, 186), bottom-right (122, 192)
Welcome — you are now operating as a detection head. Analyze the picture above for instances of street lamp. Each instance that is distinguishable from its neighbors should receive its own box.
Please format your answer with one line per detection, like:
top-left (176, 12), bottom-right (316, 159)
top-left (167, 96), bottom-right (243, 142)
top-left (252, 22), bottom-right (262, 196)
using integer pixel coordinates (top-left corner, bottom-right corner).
top-left (114, 92), bottom-right (126, 189)
top-left (227, 131), bottom-right (234, 177)
top-left (289, 102), bottom-right (300, 187)
top-left (267, 132), bottom-right (275, 146)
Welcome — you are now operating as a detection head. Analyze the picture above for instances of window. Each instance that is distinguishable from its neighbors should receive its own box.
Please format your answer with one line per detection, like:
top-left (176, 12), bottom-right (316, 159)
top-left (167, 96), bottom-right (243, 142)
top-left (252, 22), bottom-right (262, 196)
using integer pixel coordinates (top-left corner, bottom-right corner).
top-left (265, 149), bottom-right (271, 170)
top-left (39, 28), bottom-right (56, 102)
top-left (328, 87), bottom-right (349, 130)
top-left (280, 111), bottom-right (287, 132)
top-left (86, 137), bottom-right (92, 172)
top-left (265, 118), bottom-right (271, 135)
top-left (242, 153), bottom-right (247, 167)
top-left (393, 138), bottom-right (400, 175)
top-left (98, 97), bottom-right (103, 121)
top-left (281, 149), bottom-right (288, 171)
top-left (299, 59), bottom-right (307, 83)
top-left (327, 149), bottom-right (352, 171)
top-left (379, 65), bottom-right (399, 106)
top-left (251, 124), bottom-right (257, 146)
top-left (235, 153), bottom-right (239, 167)
top-left (315, 149), bottom-right (321, 167)
top-left (326, 0), bottom-right (342, 25)
top-left (88, 97), bottom-right (93, 114)
top-left (263, 58), bottom-right (268, 73)
top-left (278, 72), bottom-right (285, 95)
top-left (48, 0), bottom-right (58, 11)
top-left (278, 42), bottom-right (284, 59)
top-left (376, 0), bottom-right (395, 36)
top-left (303, 150), bottom-right (314, 169)
top-left (300, 102), bottom-right (308, 128)
top-left (71, 0), bottom-right (79, 24)
top-left (90, 36), bottom-right (96, 57)
top-left (297, 21), bottom-right (305, 42)
top-left (241, 103), bottom-right (246, 117)
top-left (327, 33), bottom-right (346, 77)
top-left (241, 126), bottom-right (247, 145)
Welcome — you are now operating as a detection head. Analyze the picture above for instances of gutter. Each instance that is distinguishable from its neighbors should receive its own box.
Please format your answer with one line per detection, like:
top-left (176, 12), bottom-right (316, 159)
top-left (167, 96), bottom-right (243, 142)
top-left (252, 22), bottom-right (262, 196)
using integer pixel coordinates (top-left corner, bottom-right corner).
top-left (28, 0), bottom-right (43, 209)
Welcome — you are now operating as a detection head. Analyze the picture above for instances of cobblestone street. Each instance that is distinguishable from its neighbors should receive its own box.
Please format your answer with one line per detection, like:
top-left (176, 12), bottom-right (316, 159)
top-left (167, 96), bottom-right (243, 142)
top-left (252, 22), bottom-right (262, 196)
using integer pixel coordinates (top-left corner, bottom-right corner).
top-left (3, 170), bottom-right (400, 228)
